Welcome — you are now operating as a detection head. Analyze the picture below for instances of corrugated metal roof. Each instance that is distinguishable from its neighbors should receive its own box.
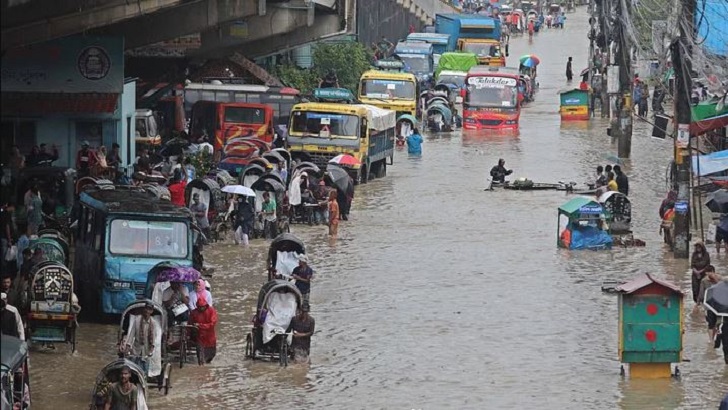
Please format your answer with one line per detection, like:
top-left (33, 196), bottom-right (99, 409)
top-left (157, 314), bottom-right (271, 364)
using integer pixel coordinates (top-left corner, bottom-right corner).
top-left (615, 273), bottom-right (684, 295)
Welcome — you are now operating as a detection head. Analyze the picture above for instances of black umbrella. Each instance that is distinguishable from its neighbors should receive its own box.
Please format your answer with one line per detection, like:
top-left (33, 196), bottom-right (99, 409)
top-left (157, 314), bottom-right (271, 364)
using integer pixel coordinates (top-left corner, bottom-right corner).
top-left (706, 189), bottom-right (728, 213)
top-left (706, 281), bottom-right (728, 315)
top-left (325, 165), bottom-right (351, 193)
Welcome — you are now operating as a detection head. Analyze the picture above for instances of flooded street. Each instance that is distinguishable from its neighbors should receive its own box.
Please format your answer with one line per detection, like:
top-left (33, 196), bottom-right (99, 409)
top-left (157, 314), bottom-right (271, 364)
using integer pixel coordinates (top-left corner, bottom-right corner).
top-left (31, 8), bottom-right (728, 409)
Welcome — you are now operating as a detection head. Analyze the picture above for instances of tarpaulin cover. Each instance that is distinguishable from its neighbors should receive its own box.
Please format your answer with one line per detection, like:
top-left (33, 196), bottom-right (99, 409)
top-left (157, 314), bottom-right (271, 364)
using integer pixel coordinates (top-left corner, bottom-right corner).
top-left (692, 150), bottom-right (728, 177)
top-left (436, 52), bottom-right (479, 78)
top-left (352, 104), bottom-right (396, 131)
top-left (262, 292), bottom-right (297, 344)
top-left (275, 251), bottom-right (303, 279)
top-left (569, 226), bottom-right (613, 250)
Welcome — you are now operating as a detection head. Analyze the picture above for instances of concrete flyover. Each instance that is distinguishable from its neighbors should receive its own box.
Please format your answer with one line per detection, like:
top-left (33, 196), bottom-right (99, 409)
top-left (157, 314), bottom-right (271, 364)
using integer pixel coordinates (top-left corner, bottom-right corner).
top-left (193, 0), bottom-right (352, 59)
top-left (1, 0), bottom-right (190, 52)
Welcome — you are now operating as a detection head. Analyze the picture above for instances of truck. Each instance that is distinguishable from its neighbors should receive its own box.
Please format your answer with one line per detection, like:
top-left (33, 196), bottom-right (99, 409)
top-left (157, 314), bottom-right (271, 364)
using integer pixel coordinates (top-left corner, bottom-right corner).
top-left (393, 41), bottom-right (435, 84)
top-left (435, 14), bottom-right (506, 66)
top-left (406, 32), bottom-right (452, 66)
top-left (288, 88), bottom-right (396, 184)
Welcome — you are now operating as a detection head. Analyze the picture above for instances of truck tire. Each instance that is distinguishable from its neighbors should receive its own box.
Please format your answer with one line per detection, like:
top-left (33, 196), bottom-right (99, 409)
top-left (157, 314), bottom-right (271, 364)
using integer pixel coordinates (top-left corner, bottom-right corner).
top-left (377, 161), bottom-right (387, 178)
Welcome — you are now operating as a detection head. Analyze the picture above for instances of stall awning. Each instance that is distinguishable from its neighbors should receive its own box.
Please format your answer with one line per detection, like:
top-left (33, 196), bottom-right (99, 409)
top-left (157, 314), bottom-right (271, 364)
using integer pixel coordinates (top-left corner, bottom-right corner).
top-left (692, 149), bottom-right (728, 177)
top-left (1, 92), bottom-right (119, 116)
top-left (691, 99), bottom-right (728, 136)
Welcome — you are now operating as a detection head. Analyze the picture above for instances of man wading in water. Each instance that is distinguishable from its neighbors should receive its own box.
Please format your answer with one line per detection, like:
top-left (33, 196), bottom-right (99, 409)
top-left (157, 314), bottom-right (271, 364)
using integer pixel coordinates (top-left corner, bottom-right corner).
top-left (104, 365), bottom-right (138, 410)
top-left (291, 301), bottom-right (315, 364)
top-left (489, 159), bottom-right (513, 184)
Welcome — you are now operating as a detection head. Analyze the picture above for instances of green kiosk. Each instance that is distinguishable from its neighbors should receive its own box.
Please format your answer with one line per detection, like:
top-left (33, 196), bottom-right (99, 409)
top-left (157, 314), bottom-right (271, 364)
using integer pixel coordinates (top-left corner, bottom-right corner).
top-left (615, 273), bottom-right (684, 378)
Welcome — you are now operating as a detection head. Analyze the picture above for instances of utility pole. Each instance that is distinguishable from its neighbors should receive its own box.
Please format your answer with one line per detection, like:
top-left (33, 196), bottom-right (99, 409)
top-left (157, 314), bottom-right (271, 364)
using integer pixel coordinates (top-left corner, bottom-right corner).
top-left (614, 0), bottom-right (632, 158)
top-left (671, 0), bottom-right (696, 258)
top-left (599, 0), bottom-right (611, 119)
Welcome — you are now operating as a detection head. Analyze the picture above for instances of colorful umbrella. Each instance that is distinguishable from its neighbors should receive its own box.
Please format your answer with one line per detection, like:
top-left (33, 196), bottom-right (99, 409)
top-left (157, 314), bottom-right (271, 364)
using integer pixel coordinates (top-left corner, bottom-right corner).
top-left (328, 153), bottom-right (361, 167)
top-left (519, 54), bottom-right (540, 68)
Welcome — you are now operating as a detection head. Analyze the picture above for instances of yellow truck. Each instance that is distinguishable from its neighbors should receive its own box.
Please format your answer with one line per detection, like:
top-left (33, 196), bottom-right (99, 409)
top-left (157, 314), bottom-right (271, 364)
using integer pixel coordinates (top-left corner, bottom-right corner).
top-left (358, 66), bottom-right (418, 119)
top-left (288, 88), bottom-right (396, 184)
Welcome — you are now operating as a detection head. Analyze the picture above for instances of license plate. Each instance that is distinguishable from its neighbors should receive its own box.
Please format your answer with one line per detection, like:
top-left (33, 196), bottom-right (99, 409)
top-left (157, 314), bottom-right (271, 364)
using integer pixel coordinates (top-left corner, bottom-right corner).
top-left (303, 145), bottom-right (335, 152)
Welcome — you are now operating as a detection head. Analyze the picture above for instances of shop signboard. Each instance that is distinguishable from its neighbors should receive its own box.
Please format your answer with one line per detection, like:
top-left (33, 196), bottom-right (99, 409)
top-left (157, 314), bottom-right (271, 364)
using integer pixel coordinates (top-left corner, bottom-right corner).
top-left (1, 36), bottom-right (124, 93)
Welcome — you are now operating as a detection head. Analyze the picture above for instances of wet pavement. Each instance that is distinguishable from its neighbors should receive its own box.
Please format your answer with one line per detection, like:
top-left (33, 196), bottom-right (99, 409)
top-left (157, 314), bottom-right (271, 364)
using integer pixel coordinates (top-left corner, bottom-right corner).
top-left (30, 7), bottom-right (728, 409)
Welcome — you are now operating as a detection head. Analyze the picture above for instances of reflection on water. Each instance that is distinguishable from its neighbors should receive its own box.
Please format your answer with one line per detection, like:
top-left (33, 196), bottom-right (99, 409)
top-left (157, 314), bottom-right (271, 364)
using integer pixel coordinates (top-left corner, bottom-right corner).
top-left (30, 7), bottom-right (728, 410)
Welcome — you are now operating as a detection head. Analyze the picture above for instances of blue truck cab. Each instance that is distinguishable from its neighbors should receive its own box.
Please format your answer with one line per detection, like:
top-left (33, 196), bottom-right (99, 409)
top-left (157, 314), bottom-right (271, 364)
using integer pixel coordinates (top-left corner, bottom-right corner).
top-left (74, 187), bottom-right (194, 315)
top-left (406, 32), bottom-right (452, 66)
top-left (394, 41), bottom-right (435, 84)
top-left (435, 14), bottom-right (505, 66)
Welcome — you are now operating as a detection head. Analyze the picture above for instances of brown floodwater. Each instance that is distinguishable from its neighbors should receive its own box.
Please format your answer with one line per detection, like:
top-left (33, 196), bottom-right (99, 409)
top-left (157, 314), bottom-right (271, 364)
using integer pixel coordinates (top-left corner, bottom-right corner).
top-left (29, 7), bottom-right (728, 409)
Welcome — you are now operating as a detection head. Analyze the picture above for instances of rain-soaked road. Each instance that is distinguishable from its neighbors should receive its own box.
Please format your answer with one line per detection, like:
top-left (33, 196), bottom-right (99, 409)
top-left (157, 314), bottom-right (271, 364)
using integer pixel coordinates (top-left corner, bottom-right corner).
top-left (31, 7), bottom-right (728, 409)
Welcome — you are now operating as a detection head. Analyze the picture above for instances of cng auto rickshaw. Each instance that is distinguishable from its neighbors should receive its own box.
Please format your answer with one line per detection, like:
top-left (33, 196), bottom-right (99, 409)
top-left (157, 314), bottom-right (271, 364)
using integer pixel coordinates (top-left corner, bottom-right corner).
top-left (559, 87), bottom-right (591, 121)
top-left (557, 197), bottom-right (613, 250)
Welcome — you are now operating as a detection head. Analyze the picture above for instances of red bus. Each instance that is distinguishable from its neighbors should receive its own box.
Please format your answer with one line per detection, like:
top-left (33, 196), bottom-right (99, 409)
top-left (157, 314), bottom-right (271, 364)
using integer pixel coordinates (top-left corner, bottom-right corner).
top-left (462, 66), bottom-right (521, 130)
top-left (189, 101), bottom-right (274, 160)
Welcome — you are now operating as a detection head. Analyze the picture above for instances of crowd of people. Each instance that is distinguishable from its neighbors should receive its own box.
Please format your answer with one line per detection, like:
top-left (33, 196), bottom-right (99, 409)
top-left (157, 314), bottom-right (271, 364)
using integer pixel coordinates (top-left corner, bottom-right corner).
top-left (593, 164), bottom-right (630, 197)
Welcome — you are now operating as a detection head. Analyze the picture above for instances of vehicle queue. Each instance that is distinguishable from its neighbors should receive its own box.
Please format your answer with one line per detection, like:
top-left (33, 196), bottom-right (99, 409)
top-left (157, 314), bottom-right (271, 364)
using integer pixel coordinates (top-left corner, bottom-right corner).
top-left (0, 3), bottom-right (598, 407)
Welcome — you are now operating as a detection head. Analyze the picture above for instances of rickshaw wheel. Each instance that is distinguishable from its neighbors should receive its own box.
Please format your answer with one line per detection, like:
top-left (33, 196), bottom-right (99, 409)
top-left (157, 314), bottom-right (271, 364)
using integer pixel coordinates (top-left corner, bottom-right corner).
top-left (279, 339), bottom-right (288, 367)
top-left (163, 363), bottom-right (172, 395)
top-left (70, 324), bottom-right (76, 353)
top-left (179, 329), bottom-right (187, 368)
top-left (245, 333), bottom-right (253, 359)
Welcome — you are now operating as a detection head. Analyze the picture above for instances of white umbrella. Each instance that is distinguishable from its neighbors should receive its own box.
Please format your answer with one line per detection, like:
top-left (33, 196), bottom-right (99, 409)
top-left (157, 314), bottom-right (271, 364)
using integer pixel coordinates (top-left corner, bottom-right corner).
top-left (221, 184), bottom-right (256, 197)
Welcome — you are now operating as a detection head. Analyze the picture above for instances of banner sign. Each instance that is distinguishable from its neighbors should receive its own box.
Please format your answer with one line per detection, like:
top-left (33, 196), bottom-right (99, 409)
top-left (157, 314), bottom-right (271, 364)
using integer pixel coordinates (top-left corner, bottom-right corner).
top-left (1, 36), bottom-right (124, 93)
top-left (467, 76), bottom-right (517, 88)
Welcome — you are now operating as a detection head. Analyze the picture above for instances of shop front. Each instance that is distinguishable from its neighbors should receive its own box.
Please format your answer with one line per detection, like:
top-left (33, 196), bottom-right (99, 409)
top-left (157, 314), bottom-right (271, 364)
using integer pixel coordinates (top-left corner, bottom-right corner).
top-left (1, 35), bottom-right (135, 171)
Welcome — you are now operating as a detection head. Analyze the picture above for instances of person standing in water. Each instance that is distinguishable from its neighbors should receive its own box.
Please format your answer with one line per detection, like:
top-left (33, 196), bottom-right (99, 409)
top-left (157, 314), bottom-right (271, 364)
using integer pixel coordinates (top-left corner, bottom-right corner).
top-left (405, 129), bottom-right (423, 155)
top-left (566, 57), bottom-right (574, 81)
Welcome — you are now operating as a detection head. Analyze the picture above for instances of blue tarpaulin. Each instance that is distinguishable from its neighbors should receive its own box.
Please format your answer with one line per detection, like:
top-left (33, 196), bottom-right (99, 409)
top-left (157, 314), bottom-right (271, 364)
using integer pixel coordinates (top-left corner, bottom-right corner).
top-left (696, 0), bottom-right (728, 56)
top-left (570, 226), bottom-right (613, 250)
top-left (692, 150), bottom-right (728, 176)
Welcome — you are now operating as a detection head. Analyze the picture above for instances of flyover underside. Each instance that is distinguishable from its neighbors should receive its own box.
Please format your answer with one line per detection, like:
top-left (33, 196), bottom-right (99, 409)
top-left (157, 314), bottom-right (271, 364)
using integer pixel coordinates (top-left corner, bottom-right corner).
top-left (1, 0), bottom-right (188, 51)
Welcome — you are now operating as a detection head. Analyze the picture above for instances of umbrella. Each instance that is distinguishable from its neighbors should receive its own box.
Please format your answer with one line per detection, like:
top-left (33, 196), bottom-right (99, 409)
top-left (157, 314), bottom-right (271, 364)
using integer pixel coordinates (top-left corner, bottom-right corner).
top-left (519, 54), bottom-right (540, 68)
top-left (325, 165), bottom-right (351, 192)
top-left (705, 281), bottom-right (728, 315)
top-left (328, 154), bottom-right (361, 167)
top-left (156, 266), bottom-right (201, 283)
top-left (580, 67), bottom-right (590, 77)
top-left (221, 184), bottom-right (256, 197)
top-left (706, 189), bottom-right (728, 213)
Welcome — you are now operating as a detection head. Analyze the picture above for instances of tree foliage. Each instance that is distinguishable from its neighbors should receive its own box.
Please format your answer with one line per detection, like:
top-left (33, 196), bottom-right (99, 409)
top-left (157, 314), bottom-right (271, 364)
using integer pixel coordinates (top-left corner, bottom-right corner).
top-left (277, 42), bottom-right (373, 94)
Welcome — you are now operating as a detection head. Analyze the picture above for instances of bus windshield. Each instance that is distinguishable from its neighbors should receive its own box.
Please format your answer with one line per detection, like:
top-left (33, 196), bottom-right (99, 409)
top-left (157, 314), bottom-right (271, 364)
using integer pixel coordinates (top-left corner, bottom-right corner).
top-left (465, 76), bottom-right (518, 108)
top-left (224, 106), bottom-right (266, 124)
top-left (290, 111), bottom-right (360, 138)
top-left (361, 79), bottom-right (416, 100)
top-left (109, 219), bottom-right (188, 258)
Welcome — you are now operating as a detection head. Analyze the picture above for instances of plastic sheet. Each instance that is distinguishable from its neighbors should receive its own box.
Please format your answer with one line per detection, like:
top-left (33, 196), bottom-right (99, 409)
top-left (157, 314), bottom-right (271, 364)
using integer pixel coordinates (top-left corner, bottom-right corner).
top-left (276, 251), bottom-right (303, 279)
top-left (122, 315), bottom-right (163, 377)
top-left (570, 226), bottom-right (613, 250)
top-left (262, 292), bottom-right (298, 344)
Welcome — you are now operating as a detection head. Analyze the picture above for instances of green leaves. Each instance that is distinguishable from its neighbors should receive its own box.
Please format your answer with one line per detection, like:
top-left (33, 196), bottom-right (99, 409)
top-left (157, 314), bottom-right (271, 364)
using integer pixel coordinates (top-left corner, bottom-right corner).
top-left (276, 42), bottom-right (374, 95)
